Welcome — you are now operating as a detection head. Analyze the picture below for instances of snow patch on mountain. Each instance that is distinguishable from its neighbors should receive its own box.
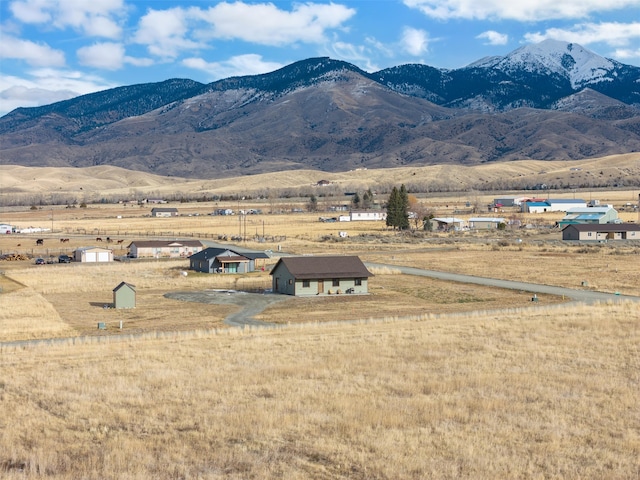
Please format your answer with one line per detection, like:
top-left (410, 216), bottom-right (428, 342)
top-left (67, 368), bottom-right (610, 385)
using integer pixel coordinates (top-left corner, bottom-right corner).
top-left (471, 39), bottom-right (617, 89)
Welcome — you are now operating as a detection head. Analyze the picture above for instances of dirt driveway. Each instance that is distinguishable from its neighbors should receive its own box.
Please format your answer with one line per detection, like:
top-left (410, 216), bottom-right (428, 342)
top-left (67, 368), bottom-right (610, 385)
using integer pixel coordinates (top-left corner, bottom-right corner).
top-left (165, 289), bottom-right (289, 327)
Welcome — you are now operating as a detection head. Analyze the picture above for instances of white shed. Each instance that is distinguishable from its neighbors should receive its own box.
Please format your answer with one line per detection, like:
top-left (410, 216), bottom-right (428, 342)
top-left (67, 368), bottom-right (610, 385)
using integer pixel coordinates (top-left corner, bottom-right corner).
top-left (74, 246), bottom-right (114, 263)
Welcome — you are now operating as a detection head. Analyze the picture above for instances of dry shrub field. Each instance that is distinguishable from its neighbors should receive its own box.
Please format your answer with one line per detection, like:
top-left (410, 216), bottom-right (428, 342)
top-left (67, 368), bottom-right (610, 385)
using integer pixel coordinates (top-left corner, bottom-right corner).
top-left (1, 161), bottom-right (639, 478)
top-left (1, 301), bottom-right (638, 479)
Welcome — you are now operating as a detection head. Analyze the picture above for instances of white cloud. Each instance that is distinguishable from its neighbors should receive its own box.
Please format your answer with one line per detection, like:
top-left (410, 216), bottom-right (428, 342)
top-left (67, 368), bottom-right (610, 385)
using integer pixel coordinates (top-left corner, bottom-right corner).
top-left (124, 56), bottom-right (154, 68)
top-left (611, 47), bottom-right (640, 61)
top-left (400, 27), bottom-right (430, 56)
top-left (0, 35), bottom-right (66, 67)
top-left (328, 42), bottom-right (379, 71)
top-left (77, 42), bottom-right (125, 70)
top-left (192, 1), bottom-right (356, 45)
top-left (0, 70), bottom-right (115, 116)
top-left (9, 0), bottom-right (51, 23)
top-left (133, 2), bottom-right (356, 60)
top-left (133, 7), bottom-right (201, 59)
top-left (524, 22), bottom-right (640, 47)
top-left (182, 54), bottom-right (284, 80)
top-left (477, 30), bottom-right (509, 45)
top-left (9, 0), bottom-right (125, 38)
top-left (403, 0), bottom-right (640, 21)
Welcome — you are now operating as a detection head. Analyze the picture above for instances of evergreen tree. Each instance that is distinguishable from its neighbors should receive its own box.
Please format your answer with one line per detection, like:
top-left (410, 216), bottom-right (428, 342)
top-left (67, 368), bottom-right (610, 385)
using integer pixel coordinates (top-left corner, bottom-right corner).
top-left (386, 185), bottom-right (410, 230)
top-left (386, 187), bottom-right (399, 229)
top-left (352, 192), bottom-right (361, 209)
top-left (362, 189), bottom-right (373, 209)
top-left (398, 184), bottom-right (410, 230)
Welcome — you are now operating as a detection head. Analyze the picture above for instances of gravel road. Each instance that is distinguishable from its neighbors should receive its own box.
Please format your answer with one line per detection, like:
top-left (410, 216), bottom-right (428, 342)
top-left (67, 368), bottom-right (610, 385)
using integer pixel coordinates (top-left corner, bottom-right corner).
top-left (365, 263), bottom-right (640, 305)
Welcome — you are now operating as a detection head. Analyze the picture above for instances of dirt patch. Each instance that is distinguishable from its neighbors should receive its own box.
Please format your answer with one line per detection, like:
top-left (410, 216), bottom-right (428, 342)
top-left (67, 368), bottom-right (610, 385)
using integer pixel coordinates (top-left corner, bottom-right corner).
top-left (45, 289), bottom-right (237, 336)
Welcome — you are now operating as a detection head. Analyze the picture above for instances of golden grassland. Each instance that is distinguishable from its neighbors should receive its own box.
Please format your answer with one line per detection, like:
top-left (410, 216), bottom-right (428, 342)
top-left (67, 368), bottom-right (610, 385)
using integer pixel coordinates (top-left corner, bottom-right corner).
top-left (1, 161), bottom-right (639, 478)
top-left (1, 152), bottom-right (639, 199)
top-left (0, 259), bottom-right (559, 342)
top-left (1, 301), bottom-right (639, 479)
top-left (361, 242), bottom-right (640, 297)
top-left (0, 188), bottom-right (639, 341)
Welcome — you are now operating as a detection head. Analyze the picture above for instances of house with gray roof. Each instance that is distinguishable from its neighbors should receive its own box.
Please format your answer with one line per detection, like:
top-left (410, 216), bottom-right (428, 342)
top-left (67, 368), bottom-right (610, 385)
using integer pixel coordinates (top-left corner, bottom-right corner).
top-left (127, 240), bottom-right (203, 258)
top-left (189, 248), bottom-right (269, 273)
top-left (270, 256), bottom-right (373, 296)
top-left (561, 223), bottom-right (640, 241)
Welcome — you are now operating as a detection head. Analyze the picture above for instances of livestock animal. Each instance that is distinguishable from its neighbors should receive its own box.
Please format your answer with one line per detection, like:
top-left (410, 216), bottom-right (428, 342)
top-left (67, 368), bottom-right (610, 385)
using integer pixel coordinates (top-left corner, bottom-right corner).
top-left (116, 239), bottom-right (124, 245)
top-left (96, 237), bottom-right (103, 242)
top-left (60, 238), bottom-right (69, 243)
top-left (36, 238), bottom-right (44, 246)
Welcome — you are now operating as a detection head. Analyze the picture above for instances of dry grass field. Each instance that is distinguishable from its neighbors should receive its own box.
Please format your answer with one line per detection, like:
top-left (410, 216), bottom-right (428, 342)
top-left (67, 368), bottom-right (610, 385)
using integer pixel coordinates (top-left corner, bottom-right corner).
top-left (1, 301), bottom-right (639, 479)
top-left (2, 153), bottom-right (639, 200)
top-left (1, 158), bottom-right (639, 478)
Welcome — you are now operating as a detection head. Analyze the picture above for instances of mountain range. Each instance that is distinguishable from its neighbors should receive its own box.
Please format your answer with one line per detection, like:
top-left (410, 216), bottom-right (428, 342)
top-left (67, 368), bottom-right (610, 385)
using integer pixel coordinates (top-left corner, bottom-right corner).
top-left (1, 39), bottom-right (639, 178)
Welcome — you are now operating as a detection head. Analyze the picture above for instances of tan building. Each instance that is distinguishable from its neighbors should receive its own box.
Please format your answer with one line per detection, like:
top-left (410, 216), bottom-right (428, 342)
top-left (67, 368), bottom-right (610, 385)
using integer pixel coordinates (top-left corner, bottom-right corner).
top-left (74, 246), bottom-right (114, 263)
top-left (151, 207), bottom-right (178, 217)
top-left (127, 240), bottom-right (204, 258)
top-left (562, 224), bottom-right (640, 241)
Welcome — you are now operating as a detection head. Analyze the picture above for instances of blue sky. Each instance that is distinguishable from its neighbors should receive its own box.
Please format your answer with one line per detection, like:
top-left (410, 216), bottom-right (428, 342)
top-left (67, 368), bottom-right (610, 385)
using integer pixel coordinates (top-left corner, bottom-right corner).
top-left (1, 0), bottom-right (640, 116)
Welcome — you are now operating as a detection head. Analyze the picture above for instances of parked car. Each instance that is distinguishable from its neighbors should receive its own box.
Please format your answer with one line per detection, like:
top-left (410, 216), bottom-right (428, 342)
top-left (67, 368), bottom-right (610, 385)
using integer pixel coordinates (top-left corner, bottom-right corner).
top-left (58, 254), bottom-right (72, 263)
top-left (35, 258), bottom-right (45, 265)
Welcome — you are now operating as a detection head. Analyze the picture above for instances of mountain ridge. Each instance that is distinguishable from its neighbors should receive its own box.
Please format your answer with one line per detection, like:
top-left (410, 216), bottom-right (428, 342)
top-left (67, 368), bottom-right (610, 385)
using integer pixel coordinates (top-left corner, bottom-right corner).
top-left (1, 40), bottom-right (639, 178)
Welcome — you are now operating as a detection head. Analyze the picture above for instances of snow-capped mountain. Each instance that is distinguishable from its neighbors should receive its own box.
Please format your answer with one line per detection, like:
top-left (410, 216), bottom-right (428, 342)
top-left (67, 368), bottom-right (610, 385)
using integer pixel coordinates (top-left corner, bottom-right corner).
top-left (470, 39), bottom-right (618, 89)
top-left (377, 39), bottom-right (639, 110)
top-left (0, 40), bottom-right (639, 177)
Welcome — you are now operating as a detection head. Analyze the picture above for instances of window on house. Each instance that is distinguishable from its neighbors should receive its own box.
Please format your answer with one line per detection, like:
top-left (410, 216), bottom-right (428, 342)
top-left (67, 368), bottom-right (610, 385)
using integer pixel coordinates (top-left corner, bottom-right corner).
top-left (302, 280), bottom-right (310, 288)
top-left (355, 278), bottom-right (362, 286)
top-left (332, 279), bottom-right (340, 287)
top-left (588, 232), bottom-right (592, 237)
top-left (288, 279), bottom-right (293, 285)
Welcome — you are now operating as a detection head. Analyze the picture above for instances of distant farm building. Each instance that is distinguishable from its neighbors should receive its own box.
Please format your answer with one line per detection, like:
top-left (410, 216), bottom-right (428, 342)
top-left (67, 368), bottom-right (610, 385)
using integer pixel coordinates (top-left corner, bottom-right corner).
top-left (270, 255), bottom-right (373, 296)
top-left (127, 240), bottom-right (204, 258)
top-left (493, 196), bottom-right (530, 207)
top-left (559, 207), bottom-right (619, 227)
top-left (189, 248), bottom-right (270, 274)
top-left (430, 217), bottom-right (465, 231)
top-left (74, 246), bottom-right (113, 263)
top-left (151, 207), bottom-right (178, 217)
top-left (469, 217), bottom-right (505, 229)
top-left (562, 223), bottom-right (640, 241)
top-left (522, 199), bottom-right (587, 213)
top-left (113, 282), bottom-right (136, 309)
top-left (0, 223), bottom-right (14, 234)
top-left (349, 210), bottom-right (387, 221)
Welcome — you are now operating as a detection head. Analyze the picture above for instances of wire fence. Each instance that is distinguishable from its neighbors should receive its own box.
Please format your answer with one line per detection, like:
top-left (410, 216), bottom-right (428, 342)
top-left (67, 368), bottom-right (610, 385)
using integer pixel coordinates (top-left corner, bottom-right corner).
top-left (1, 230), bottom-right (288, 258)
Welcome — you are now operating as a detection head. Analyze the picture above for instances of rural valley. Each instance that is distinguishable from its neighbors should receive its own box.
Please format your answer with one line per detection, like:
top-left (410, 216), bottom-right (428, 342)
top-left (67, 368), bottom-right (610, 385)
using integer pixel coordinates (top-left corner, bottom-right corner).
top-left (1, 32), bottom-right (640, 479)
top-left (1, 157), bottom-right (639, 479)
